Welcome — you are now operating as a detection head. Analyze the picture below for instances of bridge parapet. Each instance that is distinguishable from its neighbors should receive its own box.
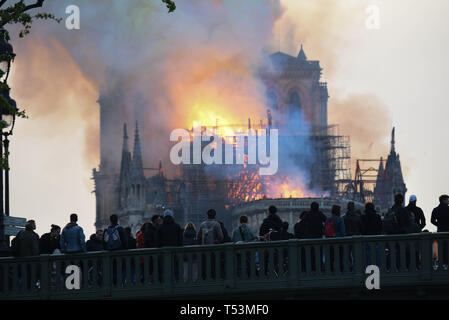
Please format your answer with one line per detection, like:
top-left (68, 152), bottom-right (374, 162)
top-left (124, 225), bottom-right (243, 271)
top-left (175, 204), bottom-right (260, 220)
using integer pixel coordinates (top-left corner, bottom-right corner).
top-left (0, 232), bottom-right (448, 299)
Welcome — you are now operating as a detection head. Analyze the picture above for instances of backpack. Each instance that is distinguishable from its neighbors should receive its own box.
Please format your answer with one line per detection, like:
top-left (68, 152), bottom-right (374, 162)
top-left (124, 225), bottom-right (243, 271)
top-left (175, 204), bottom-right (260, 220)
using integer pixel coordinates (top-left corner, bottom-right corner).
top-left (264, 228), bottom-right (280, 241)
top-left (201, 223), bottom-right (217, 245)
top-left (104, 226), bottom-right (122, 250)
top-left (324, 216), bottom-right (337, 238)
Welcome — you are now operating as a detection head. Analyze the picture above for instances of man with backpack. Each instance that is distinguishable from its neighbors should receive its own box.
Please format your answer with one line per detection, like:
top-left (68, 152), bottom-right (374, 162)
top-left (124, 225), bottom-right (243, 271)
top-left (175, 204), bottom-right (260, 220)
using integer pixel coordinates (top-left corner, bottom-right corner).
top-left (197, 209), bottom-right (223, 245)
top-left (325, 205), bottom-right (346, 238)
top-left (103, 214), bottom-right (128, 251)
top-left (259, 205), bottom-right (283, 241)
top-left (232, 215), bottom-right (257, 243)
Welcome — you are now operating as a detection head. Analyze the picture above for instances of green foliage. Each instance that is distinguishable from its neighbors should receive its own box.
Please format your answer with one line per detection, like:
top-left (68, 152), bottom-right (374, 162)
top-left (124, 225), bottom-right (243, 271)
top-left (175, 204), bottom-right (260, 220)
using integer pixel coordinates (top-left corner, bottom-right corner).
top-left (162, 0), bottom-right (176, 13)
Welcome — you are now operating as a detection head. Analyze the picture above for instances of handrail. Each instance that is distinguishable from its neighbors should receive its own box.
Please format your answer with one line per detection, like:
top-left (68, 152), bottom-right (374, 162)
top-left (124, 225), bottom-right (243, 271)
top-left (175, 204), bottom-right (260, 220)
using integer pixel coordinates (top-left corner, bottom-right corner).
top-left (0, 232), bottom-right (447, 299)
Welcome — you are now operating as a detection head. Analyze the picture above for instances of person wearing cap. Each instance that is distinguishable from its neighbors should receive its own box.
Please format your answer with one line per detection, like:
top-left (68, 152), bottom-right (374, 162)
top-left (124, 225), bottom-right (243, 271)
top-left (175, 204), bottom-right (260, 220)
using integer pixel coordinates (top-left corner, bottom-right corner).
top-left (155, 209), bottom-right (183, 247)
top-left (406, 195), bottom-right (426, 231)
top-left (14, 220), bottom-right (39, 257)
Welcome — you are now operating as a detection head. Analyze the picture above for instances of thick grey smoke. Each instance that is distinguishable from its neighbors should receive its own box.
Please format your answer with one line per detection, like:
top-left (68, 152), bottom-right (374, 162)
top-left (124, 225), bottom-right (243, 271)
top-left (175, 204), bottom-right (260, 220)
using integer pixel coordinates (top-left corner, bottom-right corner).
top-left (20, 0), bottom-right (285, 176)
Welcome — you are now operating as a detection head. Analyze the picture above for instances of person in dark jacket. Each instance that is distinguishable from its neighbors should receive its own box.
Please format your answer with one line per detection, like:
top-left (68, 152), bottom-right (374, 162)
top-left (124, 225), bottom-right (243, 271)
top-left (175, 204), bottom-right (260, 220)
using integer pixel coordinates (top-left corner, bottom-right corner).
top-left (390, 194), bottom-right (411, 234)
top-left (431, 195), bottom-right (449, 232)
top-left (103, 214), bottom-right (128, 251)
top-left (15, 220), bottom-right (39, 257)
top-left (294, 211), bottom-right (308, 239)
top-left (361, 203), bottom-right (382, 267)
top-left (39, 224), bottom-right (61, 254)
top-left (125, 227), bottom-right (137, 249)
top-left (183, 222), bottom-right (197, 246)
top-left (60, 214), bottom-right (86, 253)
top-left (144, 215), bottom-right (163, 248)
top-left (259, 205), bottom-right (283, 239)
top-left (303, 202), bottom-right (327, 239)
top-left (343, 202), bottom-right (362, 236)
top-left (361, 203), bottom-right (383, 235)
top-left (156, 210), bottom-right (183, 247)
top-left (431, 195), bottom-right (449, 266)
top-left (280, 221), bottom-right (294, 240)
top-left (406, 195), bottom-right (426, 231)
top-left (86, 230), bottom-right (104, 252)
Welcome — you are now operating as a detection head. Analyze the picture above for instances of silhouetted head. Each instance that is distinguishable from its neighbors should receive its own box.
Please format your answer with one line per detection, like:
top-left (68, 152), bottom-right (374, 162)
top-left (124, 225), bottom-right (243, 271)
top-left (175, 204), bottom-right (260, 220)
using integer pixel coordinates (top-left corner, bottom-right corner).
top-left (50, 224), bottom-right (61, 236)
top-left (95, 229), bottom-right (103, 240)
top-left (394, 194), bottom-right (404, 205)
top-left (26, 220), bottom-right (36, 231)
top-left (268, 205), bottom-right (277, 215)
top-left (240, 215), bottom-right (248, 224)
top-left (282, 221), bottom-right (289, 231)
top-left (311, 202), bottom-right (319, 212)
top-left (110, 214), bottom-right (118, 225)
top-left (207, 209), bottom-right (216, 219)
top-left (70, 213), bottom-right (78, 223)
top-left (409, 195), bottom-right (417, 204)
top-left (439, 195), bottom-right (449, 204)
top-left (331, 205), bottom-right (341, 217)
top-left (347, 202), bottom-right (355, 211)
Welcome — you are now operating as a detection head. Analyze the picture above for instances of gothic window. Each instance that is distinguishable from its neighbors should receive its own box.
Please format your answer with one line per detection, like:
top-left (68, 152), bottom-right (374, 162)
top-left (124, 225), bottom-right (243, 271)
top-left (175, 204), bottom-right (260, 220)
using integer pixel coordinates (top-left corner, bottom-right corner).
top-left (288, 91), bottom-right (302, 115)
top-left (266, 91), bottom-right (278, 111)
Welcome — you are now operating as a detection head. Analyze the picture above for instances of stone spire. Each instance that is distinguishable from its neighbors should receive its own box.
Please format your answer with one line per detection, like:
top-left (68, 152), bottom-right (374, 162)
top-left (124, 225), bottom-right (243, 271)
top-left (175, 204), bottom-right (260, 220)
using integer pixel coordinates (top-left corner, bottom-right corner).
top-left (119, 123), bottom-right (132, 209)
top-left (297, 44), bottom-right (307, 61)
top-left (391, 127), bottom-right (396, 154)
top-left (132, 122), bottom-right (143, 175)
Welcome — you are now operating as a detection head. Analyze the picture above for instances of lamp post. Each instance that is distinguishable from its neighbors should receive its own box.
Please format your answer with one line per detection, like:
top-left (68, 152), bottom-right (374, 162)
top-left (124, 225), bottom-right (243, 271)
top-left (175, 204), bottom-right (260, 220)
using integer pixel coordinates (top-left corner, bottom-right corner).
top-left (0, 28), bottom-right (16, 255)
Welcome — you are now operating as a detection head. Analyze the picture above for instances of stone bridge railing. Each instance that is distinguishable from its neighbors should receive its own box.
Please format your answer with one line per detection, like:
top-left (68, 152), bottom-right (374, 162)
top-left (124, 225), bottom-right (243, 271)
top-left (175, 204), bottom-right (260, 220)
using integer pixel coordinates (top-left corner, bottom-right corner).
top-left (0, 232), bottom-right (448, 300)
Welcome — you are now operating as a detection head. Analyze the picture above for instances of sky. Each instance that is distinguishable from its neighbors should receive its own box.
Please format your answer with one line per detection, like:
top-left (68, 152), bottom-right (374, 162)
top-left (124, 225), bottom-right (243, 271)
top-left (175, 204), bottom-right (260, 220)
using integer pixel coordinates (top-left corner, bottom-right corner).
top-left (5, 0), bottom-right (449, 236)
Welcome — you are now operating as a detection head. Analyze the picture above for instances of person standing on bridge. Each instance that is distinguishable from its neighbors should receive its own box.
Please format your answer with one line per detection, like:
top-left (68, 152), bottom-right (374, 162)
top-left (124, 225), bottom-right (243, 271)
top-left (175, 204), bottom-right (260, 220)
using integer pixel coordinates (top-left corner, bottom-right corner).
top-left (39, 224), bottom-right (61, 254)
top-left (259, 205), bottom-right (282, 240)
top-left (60, 214), bottom-right (86, 254)
top-left (144, 214), bottom-right (163, 248)
top-left (103, 214), bottom-right (128, 251)
top-left (197, 209), bottom-right (223, 245)
top-left (232, 215), bottom-right (257, 243)
top-left (406, 195), bottom-right (426, 231)
top-left (303, 202), bottom-right (326, 239)
top-left (343, 202), bottom-right (362, 236)
top-left (15, 220), bottom-right (39, 257)
top-left (431, 195), bottom-right (449, 268)
top-left (294, 211), bottom-right (308, 239)
top-left (156, 210), bottom-right (183, 247)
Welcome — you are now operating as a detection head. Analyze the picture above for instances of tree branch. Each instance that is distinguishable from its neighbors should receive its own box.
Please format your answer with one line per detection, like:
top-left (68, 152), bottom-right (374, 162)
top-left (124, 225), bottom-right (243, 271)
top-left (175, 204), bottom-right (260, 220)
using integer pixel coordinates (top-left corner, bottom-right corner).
top-left (23, 0), bottom-right (44, 12)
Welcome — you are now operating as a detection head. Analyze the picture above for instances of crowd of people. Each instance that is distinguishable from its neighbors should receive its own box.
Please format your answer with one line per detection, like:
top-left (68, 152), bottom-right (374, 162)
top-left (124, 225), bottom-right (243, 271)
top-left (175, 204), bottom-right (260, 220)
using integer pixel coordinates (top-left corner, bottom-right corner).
top-left (10, 193), bottom-right (449, 259)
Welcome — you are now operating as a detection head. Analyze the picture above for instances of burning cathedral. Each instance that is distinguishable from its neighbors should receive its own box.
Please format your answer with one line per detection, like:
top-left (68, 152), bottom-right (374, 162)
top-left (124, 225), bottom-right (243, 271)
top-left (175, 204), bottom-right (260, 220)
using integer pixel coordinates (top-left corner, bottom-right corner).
top-left (93, 46), bottom-right (406, 234)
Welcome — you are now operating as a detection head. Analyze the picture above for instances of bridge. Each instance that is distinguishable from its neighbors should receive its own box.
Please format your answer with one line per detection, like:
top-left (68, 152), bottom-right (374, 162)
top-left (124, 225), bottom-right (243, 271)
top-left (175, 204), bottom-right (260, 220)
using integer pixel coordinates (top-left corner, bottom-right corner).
top-left (1, 232), bottom-right (449, 300)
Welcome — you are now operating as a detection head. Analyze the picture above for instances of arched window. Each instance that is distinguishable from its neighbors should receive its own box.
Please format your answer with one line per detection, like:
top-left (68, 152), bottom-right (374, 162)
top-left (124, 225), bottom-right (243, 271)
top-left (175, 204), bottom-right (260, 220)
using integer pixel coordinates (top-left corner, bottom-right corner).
top-left (289, 91), bottom-right (302, 115)
top-left (266, 91), bottom-right (278, 111)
